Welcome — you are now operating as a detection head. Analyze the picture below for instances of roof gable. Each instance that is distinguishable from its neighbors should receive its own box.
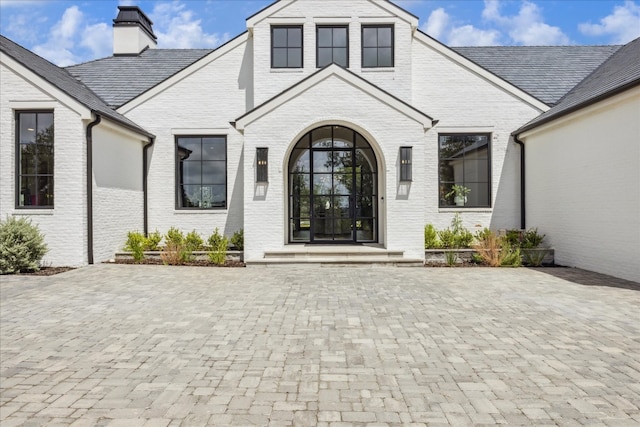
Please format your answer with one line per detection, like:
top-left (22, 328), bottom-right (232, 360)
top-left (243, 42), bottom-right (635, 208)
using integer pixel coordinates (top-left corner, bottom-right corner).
top-left (235, 64), bottom-right (433, 131)
top-left (0, 35), bottom-right (151, 137)
top-left (246, 0), bottom-right (418, 29)
top-left (414, 30), bottom-right (549, 112)
top-left (517, 37), bottom-right (640, 135)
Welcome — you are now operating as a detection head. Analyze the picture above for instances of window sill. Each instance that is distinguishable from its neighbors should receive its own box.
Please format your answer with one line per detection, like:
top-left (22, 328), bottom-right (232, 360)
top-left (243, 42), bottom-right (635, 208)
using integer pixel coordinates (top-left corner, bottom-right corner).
top-left (439, 207), bottom-right (492, 213)
top-left (174, 209), bottom-right (228, 214)
top-left (361, 67), bottom-right (395, 73)
top-left (12, 209), bottom-right (54, 216)
top-left (270, 68), bottom-right (304, 73)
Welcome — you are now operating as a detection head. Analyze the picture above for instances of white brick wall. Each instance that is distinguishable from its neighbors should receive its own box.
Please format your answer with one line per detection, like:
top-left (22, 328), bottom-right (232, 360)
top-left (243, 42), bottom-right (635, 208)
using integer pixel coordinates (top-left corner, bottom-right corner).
top-left (123, 41), bottom-right (248, 241)
top-left (91, 124), bottom-right (145, 263)
top-left (523, 89), bottom-right (640, 282)
top-left (252, 0), bottom-right (414, 106)
top-left (242, 73), bottom-right (426, 261)
top-left (0, 64), bottom-right (87, 267)
top-left (411, 39), bottom-right (543, 232)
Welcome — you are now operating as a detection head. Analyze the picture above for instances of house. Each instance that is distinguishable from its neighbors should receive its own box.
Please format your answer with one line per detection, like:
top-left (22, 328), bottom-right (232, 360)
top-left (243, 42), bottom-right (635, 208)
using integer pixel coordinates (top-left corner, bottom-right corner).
top-left (0, 0), bottom-right (636, 279)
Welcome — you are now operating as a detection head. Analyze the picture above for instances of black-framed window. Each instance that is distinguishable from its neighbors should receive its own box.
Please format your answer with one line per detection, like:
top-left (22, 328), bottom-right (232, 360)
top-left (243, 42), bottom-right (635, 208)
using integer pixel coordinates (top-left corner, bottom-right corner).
top-left (176, 136), bottom-right (227, 209)
top-left (317, 25), bottom-right (348, 68)
top-left (438, 134), bottom-right (491, 208)
top-left (272, 25), bottom-right (303, 68)
top-left (362, 25), bottom-right (393, 67)
top-left (16, 111), bottom-right (54, 208)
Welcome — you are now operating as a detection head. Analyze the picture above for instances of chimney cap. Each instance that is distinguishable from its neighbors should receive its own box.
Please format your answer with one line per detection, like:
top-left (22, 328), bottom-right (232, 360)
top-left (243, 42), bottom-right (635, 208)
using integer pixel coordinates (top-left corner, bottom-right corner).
top-left (113, 6), bottom-right (156, 41)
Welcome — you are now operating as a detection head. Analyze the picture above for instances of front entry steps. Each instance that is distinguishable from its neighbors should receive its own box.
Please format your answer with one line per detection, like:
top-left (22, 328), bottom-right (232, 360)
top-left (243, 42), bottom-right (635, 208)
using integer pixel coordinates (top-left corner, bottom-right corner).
top-left (246, 245), bottom-right (424, 267)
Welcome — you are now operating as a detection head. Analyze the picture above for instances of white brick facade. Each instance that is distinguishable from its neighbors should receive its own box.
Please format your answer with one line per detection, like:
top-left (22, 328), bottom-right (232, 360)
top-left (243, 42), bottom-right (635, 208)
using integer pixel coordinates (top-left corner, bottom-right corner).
top-left (521, 88), bottom-right (640, 282)
top-left (0, 63), bottom-right (87, 267)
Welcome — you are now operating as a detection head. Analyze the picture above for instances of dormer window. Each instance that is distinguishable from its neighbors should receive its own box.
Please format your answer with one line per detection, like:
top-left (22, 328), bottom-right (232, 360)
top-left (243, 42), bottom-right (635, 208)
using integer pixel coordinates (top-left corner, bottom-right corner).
top-left (362, 25), bottom-right (394, 68)
top-left (317, 26), bottom-right (348, 68)
top-left (271, 26), bottom-right (303, 68)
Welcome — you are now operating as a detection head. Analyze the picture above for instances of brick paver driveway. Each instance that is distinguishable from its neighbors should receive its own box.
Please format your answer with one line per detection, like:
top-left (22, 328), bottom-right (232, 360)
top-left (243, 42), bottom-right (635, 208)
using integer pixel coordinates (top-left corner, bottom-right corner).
top-left (1, 265), bottom-right (639, 426)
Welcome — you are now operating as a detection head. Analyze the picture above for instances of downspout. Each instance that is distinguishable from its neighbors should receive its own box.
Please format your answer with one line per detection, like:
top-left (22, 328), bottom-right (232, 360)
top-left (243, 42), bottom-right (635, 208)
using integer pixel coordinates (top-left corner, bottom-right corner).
top-left (86, 114), bottom-right (101, 265)
top-left (142, 137), bottom-right (155, 236)
top-left (513, 133), bottom-right (526, 230)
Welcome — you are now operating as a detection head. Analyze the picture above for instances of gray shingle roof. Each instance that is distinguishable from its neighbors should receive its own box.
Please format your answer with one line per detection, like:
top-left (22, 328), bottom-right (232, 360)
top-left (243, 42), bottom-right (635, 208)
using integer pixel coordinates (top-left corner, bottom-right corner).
top-left (453, 45), bottom-right (621, 105)
top-left (0, 35), bottom-right (152, 137)
top-left (516, 37), bottom-right (640, 134)
top-left (66, 49), bottom-right (213, 108)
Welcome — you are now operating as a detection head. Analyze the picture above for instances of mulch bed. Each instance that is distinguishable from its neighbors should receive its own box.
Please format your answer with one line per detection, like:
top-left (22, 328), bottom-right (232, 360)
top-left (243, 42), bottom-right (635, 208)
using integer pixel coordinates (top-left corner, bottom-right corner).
top-left (12, 267), bottom-right (76, 276)
top-left (112, 259), bottom-right (245, 267)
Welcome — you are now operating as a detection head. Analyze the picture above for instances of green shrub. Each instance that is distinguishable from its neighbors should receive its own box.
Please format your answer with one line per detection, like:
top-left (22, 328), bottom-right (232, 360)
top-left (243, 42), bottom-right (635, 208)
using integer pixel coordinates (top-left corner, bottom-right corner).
top-left (0, 216), bottom-right (48, 274)
top-left (453, 229), bottom-right (474, 249)
top-left (162, 228), bottom-right (191, 264)
top-left (165, 227), bottom-right (184, 245)
top-left (522, 248), bottom-right (549, 266)
top-left (438, 229), bottom-right (455, 249)
top-left (208, 228), bottom-right (229, 265)
top-left (475, 227), bottom-right (493, 242)
top-left (500, 243), bottom-right (521, 267)
top-left (231, 229), bottom-right (244, 251)
top-left (424, 224), bottom-right (440, 249)
top-left (444, 250), bottom-right (458, 266)
top-left (144, 230), bottom-right (162, 251)
top-left (522, 228), bottom-right (545, 249)
top-left (504, 229), bottom-right (523, 248)
top-left (185, 230), bottom-right (204, 252)
top-left (124, 231), bottom-right (146, 263)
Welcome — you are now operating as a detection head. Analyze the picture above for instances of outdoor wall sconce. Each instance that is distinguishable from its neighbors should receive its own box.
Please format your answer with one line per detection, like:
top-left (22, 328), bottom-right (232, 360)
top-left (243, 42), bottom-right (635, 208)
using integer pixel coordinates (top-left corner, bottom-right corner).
top-left (256, 147), bottom-right (268, 183)
top-left (400, 146), bottom-right (412, 181)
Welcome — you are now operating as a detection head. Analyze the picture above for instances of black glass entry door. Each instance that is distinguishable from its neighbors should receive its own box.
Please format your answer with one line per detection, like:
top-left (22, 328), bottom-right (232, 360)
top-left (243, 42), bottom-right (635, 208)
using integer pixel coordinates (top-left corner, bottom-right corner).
top-left (289, 126), bottom-right (377, 243)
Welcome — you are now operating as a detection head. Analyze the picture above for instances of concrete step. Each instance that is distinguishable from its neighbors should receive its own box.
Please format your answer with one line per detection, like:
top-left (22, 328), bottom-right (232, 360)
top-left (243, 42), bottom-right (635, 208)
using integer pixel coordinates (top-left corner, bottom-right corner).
top-left (246, 256), bottom-right (424, 267)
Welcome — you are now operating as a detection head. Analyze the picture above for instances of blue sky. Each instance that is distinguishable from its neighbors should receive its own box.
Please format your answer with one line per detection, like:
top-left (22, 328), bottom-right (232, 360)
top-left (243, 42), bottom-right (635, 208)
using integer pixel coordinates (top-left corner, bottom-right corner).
top-left (1, 0), bottom-right (639, 66)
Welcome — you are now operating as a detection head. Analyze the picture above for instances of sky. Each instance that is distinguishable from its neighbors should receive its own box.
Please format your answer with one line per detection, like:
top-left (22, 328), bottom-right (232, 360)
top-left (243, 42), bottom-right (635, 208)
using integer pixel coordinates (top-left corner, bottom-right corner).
top-left (1, 0), bottom-right (639, 66)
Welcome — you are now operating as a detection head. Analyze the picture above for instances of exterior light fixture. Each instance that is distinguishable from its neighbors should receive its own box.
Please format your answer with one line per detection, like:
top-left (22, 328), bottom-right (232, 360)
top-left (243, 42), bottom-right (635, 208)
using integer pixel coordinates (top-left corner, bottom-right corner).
top-left (256, 147), bottom-right (268, 183)
top-left (400, 146), bottom-right (412, 181)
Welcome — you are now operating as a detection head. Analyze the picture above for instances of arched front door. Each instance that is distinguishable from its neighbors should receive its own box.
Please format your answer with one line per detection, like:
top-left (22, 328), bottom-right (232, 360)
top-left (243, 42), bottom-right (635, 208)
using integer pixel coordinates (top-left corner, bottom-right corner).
top-left (288, 125), bottom-right (378, 243)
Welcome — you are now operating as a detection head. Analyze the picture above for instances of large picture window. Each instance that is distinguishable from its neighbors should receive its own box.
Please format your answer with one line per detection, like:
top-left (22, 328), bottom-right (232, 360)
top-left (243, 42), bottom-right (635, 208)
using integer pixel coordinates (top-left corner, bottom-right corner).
top-left (317, 25), bottom-right (348, 68)
top-left (176, 136), bottom-right (226, 209)
top-left (272, 26), bottom-right (303, 68)
top-left (16, 111), bottom-right (54, 208)
top-left (362, 25), bottom-right (393, 68)
top-left (438, 134), bottom-right (491, 208)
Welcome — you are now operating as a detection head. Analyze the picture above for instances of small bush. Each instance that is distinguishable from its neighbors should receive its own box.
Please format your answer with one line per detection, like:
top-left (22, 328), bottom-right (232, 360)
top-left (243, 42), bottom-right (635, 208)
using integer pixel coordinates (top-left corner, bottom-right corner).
top-left (162, 228), bottom-right (191, 264)
top-left (472, 229), bottom-right (503, 267)
top-left (231, 229), bottom-right (244, 251)
top-left (424, 224), bottom-right (440, 249)
top-left (444, 251), bottom-right (458, 266)
top-left (453, 229), bottom-right (474, 249)
top-left (522, 248), bottom-right (549, 266)
top-left (522, 228), bottom-right (545, 249)
top-left (124, 231), bottom-right (146, 263)
top-left (208, 228), bottom-right (228, 265)
top-left (185, 230), bottom-right (204, 252)
top-left (144, 230), bottom-right (162, 251)
top-left (438, 229), bottom-right (455, 249)
top-left (165, 227), bottom-right (184, 246)
top-left (0, 216), bottom-right (48, 274)
top-left (500, 243), bottom-right (521, 267)
top-left (504, 229), bottom-right (523, 248)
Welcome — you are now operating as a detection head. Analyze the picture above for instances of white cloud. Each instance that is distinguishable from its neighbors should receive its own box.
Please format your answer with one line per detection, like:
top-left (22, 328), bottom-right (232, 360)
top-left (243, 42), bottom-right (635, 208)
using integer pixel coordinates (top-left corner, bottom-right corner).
top-left (32, 5), bottom-right (83, 66)
top-left (482, 0), bottom-right (570, 45)
top-left (422, 6), bottom-right (501, 46)
top-left (424, 8), bottom-right (449, 40)
top-left (579, 1), bottom-right (640, 44)
top-left (81, 23), bottom-right (113, 59)
top-left (448, 25), bottom-right (501, 46)
top-left (150, 2), bottom-right (227, 49)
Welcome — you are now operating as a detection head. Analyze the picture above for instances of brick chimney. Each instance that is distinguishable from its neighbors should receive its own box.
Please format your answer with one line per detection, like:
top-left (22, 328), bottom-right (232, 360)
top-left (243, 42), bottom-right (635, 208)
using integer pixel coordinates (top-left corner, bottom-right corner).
top-left (113, 6), bottom-right (157, 55)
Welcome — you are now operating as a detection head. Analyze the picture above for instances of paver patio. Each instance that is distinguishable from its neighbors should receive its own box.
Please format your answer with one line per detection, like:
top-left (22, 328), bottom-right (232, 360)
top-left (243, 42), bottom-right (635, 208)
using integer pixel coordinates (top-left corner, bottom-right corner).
top-left (1, 264), bottom-right (639, 426)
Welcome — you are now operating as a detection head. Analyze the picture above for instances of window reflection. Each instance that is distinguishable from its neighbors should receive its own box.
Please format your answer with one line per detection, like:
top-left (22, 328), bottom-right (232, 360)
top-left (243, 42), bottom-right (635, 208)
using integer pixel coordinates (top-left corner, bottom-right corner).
top-left (176, 136), bottom-right (226, 209)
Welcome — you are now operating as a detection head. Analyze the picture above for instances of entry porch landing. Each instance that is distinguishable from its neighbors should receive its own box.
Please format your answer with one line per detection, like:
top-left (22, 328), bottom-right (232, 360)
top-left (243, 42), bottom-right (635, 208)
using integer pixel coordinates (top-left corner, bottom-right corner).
top-left (247, 244), bottom-right (424, 267)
